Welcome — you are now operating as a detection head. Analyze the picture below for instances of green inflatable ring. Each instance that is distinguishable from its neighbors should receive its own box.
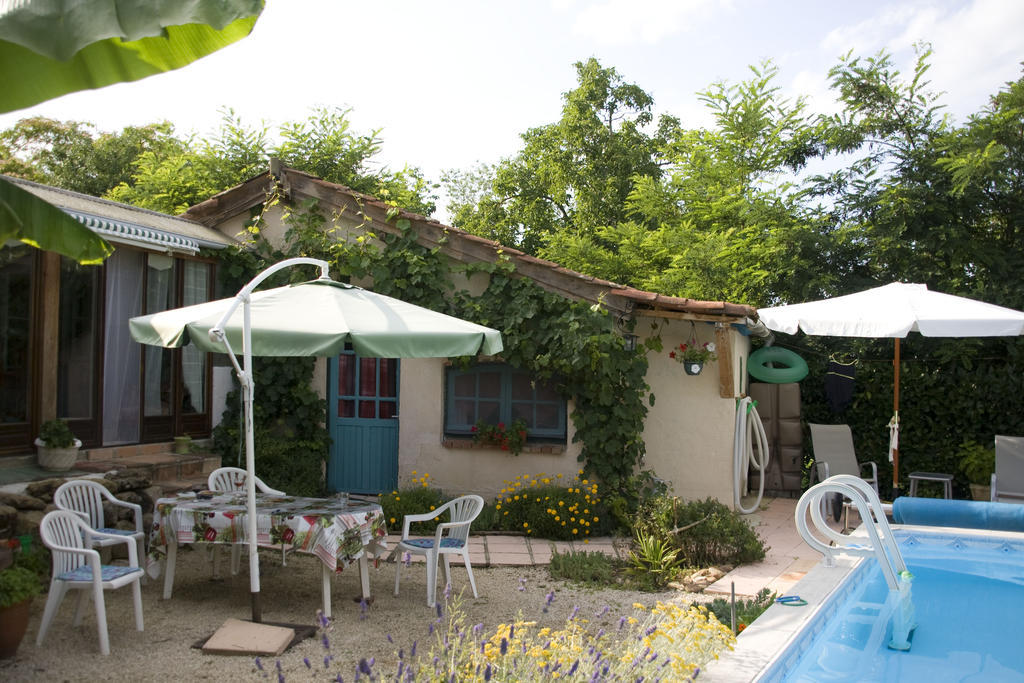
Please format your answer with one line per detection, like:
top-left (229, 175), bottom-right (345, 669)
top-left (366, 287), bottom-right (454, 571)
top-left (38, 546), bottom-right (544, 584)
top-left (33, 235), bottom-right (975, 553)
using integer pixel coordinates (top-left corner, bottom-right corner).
top-left (748, 346), bottom-right (809, 383)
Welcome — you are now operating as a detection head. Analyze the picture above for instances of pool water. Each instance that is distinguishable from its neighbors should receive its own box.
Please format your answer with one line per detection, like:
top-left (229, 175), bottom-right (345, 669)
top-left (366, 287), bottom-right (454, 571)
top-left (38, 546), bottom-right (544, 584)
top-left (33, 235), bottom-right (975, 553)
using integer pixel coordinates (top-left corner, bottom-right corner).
top-left (784, 532), bottom-right (1024, 682)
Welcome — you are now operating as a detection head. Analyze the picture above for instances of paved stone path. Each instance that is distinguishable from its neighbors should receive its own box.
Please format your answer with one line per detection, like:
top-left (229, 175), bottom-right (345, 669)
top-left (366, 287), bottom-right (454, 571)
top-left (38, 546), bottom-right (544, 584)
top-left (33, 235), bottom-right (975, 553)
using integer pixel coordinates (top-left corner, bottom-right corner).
top-left (390, 497), bottom-right (831, 599)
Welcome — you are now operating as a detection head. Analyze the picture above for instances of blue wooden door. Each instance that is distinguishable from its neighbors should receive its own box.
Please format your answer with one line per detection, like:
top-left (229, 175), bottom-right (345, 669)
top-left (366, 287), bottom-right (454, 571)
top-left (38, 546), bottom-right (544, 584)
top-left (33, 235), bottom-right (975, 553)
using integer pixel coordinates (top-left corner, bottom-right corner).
top-left (328, 349), bottom-right (399, 494)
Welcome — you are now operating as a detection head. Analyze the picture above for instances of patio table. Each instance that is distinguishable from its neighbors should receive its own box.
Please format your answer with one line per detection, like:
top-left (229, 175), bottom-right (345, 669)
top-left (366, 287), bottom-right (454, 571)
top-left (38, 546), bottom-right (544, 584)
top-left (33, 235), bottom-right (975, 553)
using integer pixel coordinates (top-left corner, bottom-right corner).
top-left (148, 491), bottom-right (388, 618)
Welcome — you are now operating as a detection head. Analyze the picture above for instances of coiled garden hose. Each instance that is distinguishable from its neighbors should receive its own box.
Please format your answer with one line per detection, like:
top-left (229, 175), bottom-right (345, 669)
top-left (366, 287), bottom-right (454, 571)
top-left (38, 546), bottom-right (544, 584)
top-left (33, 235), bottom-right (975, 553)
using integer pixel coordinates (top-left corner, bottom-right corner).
top-left (734, 396), bottom-right (770, 514)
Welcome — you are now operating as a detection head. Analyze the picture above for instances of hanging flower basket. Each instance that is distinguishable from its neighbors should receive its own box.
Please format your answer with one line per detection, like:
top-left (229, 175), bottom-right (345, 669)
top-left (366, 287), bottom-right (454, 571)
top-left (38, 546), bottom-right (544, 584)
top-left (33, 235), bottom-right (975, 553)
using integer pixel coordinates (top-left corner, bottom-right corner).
top-left (669, 323), bottom-right (717, 377)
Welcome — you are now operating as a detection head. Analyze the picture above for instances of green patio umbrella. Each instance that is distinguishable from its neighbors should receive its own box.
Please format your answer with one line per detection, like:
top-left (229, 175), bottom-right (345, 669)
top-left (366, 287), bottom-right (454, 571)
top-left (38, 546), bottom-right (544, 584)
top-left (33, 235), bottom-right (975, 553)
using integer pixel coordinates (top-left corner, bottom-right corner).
top-left (129, 257), bottom-right (503, 621)
top-left (0, 0), bottom-right (264, 264)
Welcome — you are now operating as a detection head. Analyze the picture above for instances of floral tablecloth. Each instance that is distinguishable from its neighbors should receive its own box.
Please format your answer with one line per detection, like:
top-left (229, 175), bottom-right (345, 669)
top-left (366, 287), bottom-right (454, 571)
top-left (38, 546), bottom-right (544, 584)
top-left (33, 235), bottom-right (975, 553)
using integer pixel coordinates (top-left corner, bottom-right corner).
top-left (147, 491), bottom-right (388, 576)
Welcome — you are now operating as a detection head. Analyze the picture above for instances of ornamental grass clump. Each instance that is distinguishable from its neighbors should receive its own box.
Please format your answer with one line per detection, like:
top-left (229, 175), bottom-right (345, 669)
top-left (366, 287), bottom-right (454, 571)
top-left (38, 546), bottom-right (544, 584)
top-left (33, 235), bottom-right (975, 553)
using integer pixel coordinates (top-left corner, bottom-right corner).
top-left (488, 471), bottom-right (613, 540)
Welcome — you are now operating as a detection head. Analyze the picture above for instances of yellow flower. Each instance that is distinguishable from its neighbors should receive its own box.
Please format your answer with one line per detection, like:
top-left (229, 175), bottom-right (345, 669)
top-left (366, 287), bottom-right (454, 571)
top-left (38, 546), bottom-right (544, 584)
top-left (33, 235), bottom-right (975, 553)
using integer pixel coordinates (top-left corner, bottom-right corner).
top-left (523, 522), bottom-right (529, 528)
top-left (411, 470), bottom-right (417, 475)
top-left (633, 602), bottom-right (646, 610)
top-left (504, 511), bottom-right (509, 516)
top-left (593, 516), bottom-right (599, 522)
top-left (395, 496), bottom-right (400, 501)
top-left (556, 474), bottom-right (562, 479)
top-left (429, 505), bottom-right (435, 510)
top-left (496, 503), bottom-right (502, 510)
top-left (389, 517), bottom-right (396, 523)
top-left (572, 528), bottom-right (578, 535)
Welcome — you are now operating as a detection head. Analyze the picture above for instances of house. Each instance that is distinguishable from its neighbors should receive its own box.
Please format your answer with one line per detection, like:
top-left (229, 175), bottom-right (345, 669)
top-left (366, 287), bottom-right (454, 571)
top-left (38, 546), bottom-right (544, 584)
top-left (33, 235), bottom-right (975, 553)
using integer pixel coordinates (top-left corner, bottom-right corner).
top-left (185, 164), bottom-right (761, 504)
top-left (0, 175), bottom-right (237, 456)
top-left (1, 166), bottom-right (761, 505)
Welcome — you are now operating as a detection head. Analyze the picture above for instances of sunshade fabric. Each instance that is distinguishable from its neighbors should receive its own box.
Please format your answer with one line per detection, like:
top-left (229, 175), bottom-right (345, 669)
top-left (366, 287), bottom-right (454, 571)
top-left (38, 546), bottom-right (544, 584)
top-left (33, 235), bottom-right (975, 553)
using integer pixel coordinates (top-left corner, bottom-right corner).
top-left (757, 282), bottom-right (1024, 338)
top-left (129, 278), bottom-right (503, 358)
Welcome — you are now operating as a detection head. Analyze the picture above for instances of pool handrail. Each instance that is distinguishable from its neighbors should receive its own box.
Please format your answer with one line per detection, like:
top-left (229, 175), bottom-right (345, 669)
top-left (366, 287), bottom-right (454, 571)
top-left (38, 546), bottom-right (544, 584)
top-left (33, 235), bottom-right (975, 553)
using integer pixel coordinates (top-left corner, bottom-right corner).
top-left (796, 474), bottom-right (908, 590)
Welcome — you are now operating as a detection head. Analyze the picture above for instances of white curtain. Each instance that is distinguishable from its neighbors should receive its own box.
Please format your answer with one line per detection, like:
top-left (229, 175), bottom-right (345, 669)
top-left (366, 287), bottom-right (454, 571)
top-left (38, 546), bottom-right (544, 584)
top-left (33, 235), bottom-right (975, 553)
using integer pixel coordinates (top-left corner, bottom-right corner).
top-left (143, 253), bottom-right (174, 416)
top-left (102, 250), bottom-right (143, 444)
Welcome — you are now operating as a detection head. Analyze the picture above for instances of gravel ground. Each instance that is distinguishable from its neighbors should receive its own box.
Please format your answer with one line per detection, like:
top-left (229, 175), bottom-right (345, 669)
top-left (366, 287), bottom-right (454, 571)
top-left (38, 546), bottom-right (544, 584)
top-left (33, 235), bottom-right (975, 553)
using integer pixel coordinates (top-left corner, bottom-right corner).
top-left (1, 546), bottom-right (713, 682)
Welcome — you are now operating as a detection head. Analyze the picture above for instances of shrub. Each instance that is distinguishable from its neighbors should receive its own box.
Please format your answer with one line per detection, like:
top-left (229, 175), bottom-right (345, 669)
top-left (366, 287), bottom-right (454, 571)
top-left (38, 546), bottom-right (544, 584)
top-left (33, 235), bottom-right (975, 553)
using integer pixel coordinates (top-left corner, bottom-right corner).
top-left (602, 469), bottom-right (669, 535)
top-left (959, 439), bottom-right (995, 485)
top-left (548, 549), bottom-right (615, 585)
top-left (38, 419), bottom-right (76, 448)
top-left (488, 472), bottom-right (613, 540)
top-left (302, 591), bottom-right (736, 680)
top-left (379, 472), bottom-right (447, 533)
top-left (636, 495), bottom-right (766, 567)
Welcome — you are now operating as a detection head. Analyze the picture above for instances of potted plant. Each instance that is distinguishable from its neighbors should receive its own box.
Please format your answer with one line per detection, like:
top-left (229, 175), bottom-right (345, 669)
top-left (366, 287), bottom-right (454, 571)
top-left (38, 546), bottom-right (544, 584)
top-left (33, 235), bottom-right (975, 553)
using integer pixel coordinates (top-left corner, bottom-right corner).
top-left (959, 439), bottom-right (994, 501)
top-left (35, 418), bottom-right (81, 471)
top-left (0, 540), bottom-right (43, 659)
top-left (669, 340), bottom-right (718, 376)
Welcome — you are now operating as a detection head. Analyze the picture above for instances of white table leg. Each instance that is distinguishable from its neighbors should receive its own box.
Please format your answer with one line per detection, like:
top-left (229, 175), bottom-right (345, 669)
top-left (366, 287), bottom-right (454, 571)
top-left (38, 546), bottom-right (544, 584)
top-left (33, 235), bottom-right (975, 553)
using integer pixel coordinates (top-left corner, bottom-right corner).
top-left (321, 563), bottom-right (332, 619)
top-left (359, 555), bottom-right (370, 600)
top-left (163, 540), bottom-right (177, 600)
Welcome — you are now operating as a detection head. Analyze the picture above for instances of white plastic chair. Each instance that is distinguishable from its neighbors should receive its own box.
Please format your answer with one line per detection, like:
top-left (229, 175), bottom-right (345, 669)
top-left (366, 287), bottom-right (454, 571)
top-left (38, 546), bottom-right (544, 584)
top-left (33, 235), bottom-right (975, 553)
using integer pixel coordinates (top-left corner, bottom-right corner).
top-left (809, 423), bottom-right (880, 522)
top-left (37, 510), bottom-right (144, 656)
top-left (393, 494), bottom-right (483, 607)
top-left (206, 467), bottom-right (288, 573)
top-left (54, 479), bottom-right (145, 565)
top-left (992, 435), bottom-right (1024, 503)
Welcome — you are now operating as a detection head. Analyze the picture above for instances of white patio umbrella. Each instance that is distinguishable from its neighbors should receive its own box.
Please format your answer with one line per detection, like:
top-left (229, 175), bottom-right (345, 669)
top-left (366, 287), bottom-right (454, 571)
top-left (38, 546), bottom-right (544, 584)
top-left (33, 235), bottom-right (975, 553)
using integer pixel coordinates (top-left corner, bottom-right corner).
top-left (757, 282), bottom-right (1024, 498)
top-left (129, 257), bottom-right (503, 621)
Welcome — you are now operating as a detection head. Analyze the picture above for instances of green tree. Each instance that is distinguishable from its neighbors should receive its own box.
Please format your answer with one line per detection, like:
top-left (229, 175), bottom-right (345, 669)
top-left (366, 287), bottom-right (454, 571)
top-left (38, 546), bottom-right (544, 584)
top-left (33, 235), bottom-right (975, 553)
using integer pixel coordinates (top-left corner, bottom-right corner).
top-left (446, 58), bottom-right (675, 256)
top-left (0, 117), bottom-right (182, 197)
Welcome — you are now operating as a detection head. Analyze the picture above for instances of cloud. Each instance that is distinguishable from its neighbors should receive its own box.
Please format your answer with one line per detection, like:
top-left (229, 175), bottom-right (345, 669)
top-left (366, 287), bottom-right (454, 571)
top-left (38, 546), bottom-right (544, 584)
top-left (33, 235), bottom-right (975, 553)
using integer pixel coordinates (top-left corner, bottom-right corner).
top-left (819, 0), bottom-right (1024, 119)
top-left (568, 0), bottom-right (725, 45)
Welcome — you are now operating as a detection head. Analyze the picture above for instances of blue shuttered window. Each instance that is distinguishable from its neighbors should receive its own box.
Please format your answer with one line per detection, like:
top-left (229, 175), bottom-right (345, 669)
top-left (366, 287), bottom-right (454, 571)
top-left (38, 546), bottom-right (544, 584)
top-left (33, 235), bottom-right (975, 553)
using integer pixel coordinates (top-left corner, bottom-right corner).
top-left (445, 364), bottom-right (566, 441)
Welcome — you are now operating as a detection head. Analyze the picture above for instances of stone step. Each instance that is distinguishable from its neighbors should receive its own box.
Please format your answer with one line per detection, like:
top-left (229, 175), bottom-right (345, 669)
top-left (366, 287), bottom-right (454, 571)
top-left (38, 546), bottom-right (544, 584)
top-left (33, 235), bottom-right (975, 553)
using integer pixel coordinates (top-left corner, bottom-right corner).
top-left (74, 442), bottom-right (221, 485)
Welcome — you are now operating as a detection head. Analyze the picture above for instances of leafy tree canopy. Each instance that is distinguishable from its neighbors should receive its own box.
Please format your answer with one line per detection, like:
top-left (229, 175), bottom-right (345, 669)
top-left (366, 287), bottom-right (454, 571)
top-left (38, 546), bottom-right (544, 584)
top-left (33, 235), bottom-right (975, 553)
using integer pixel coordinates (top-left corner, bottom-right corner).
top-left (1, 106), bottom-right (437, 217)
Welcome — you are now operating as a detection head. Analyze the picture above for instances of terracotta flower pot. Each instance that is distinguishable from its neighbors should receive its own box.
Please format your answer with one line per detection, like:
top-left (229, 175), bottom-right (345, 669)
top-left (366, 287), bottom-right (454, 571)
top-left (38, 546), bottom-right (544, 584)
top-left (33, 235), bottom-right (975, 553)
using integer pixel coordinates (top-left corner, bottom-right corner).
top-left (0, 598), bottom-right (32, 659)
top-left (34, 438), bottom-right (82, 471)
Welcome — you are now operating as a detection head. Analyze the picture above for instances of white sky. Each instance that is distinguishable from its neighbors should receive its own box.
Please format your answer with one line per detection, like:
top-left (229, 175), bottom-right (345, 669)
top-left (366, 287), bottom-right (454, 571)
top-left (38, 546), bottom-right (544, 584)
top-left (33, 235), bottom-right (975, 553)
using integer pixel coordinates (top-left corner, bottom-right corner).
top-left (2, 0), bottom-right (1023, 221)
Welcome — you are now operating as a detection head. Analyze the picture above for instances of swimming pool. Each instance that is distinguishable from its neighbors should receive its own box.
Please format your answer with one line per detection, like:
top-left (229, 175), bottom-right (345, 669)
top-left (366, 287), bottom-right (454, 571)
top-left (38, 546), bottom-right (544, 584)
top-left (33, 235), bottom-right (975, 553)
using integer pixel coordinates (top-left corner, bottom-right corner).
top-left (745, 527), bottom-right (1024, 682)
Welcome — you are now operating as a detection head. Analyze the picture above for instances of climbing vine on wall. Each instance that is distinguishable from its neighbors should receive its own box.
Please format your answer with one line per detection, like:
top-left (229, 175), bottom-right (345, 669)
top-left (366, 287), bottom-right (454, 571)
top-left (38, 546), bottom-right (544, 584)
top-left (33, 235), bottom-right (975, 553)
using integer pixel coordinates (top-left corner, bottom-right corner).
top-left (211, 194), bottom-right (652, 489)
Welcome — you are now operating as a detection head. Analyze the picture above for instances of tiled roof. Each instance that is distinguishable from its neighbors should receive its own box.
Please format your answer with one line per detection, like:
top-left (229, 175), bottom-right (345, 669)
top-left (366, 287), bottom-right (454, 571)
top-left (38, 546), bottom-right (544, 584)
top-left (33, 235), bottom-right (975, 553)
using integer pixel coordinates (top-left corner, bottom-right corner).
top-left (184, 165), bottom-right (757, 320)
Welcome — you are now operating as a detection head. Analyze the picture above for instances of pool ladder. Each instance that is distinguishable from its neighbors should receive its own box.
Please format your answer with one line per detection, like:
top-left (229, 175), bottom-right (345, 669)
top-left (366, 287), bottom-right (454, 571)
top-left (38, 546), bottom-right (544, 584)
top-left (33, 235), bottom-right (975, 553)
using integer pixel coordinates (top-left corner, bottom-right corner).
top-left (796, 475), bottom-right (916, 651)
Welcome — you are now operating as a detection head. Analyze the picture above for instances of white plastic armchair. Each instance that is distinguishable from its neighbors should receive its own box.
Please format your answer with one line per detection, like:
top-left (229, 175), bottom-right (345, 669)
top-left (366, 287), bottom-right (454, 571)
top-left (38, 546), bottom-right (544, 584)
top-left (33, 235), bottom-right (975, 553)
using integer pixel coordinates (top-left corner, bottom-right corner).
top-left (207, 467), bottom-right (288, 573)
top-left (37, 510), bottom-right (144, 656)
top-left (394, 494), bottom-right (483, 607)
top-left (208, 467), bottom-right (286, 495)
top-left (54, 479), bottom-right (145, 564)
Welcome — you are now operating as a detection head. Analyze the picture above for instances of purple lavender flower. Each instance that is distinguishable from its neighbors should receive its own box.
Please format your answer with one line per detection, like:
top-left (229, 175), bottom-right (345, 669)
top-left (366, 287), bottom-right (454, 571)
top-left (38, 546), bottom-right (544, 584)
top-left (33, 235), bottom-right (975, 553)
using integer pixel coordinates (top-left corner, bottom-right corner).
top-left (568, 660), bottom-right (579, 676)
top-left (543, 589), bottom-right (555, 613)
top-left (595, 605), bottom-right (610, 618)
top-left (518, 577), bottom-right (526, 591)
top-left (403, 552), bottom-right (411, 567)
top-left (435, 602), bottom-right (443, 619)
top-left (335, 675), bottom-right (343, 683)
top-left (500, 637), bottom-right (508, 655)
top-left (411, 640), bottom-right (417, 657)
top-left (618, 615), bottom-right (627, 630)
top-left (387, 634), bottom-right (394, 643)
top-left (303, 657), bottom-right (311, 669)
top-left (255, 657), bottom-right (263, 671)
top-left (358, 658), bottom-right (372, 676)
top-left (360, 598), bottom-right (369, 621)
top-left (484, 663), bottom-right (492, 681)
top-left (570, 605), bottom-right (580, 620)
top-left (509, 624), bottom-right (515, 639)
top-left (324, 655), bottom-right (332, 669)
top-left (277, 672), bottom-right (285, 683)
top-left (322, 633), bottom-right (331, 650)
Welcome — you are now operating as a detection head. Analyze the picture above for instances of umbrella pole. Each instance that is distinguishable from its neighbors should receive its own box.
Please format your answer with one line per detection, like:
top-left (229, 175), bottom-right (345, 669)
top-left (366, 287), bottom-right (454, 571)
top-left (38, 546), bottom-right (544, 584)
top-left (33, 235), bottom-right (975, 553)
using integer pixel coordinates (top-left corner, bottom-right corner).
top-left (892, 338), bottom-right (901, 501)
top-left (242, 300), bottom-right (262, 623)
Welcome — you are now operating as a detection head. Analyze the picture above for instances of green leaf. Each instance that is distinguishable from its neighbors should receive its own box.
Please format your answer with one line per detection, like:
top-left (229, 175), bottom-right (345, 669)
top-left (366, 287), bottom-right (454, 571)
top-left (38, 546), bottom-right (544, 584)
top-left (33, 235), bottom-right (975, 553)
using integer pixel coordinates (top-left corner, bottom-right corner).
top-left (0, 177), bottom-right (112, 264)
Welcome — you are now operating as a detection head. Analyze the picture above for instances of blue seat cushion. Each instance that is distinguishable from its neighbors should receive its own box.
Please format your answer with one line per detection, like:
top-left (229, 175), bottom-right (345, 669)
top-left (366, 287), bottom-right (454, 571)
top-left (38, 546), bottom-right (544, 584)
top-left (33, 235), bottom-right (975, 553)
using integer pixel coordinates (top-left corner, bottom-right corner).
top-left (58, 564), bottom-right (143, 582)
top-left (402, 538), bottom-right (465, 550)
top-left (97, 527), bottom-right (139, 537)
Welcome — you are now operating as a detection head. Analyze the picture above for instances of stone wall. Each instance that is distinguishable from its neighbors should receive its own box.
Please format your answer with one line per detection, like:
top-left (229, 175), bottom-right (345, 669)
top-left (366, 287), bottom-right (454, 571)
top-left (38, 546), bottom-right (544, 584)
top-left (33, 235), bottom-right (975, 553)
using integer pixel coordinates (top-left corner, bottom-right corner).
top-left (0, 473), bottom-right (162, 546)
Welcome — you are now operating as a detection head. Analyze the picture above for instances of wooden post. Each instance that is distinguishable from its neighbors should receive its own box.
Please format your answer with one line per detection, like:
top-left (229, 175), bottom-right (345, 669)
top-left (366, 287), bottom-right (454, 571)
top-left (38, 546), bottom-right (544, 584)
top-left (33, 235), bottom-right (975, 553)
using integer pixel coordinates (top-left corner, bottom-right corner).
top-left (715, 324), bottom-right (735, 398)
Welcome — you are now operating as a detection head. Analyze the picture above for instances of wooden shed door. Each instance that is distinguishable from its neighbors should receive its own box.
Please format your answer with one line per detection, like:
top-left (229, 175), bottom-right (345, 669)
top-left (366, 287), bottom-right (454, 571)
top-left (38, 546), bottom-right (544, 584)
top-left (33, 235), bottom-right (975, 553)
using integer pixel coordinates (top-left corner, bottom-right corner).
top-left (327, 348), bottom-right (399, 494)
